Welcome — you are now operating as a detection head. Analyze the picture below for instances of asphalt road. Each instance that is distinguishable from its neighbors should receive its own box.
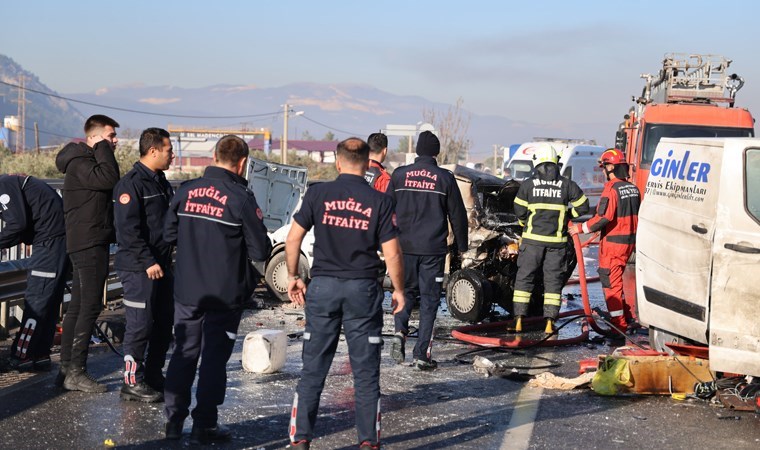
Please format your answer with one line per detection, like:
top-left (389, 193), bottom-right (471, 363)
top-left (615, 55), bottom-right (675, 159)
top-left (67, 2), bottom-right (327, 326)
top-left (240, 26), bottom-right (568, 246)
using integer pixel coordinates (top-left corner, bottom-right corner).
top-left (1, 281), bottom-right (759, 450)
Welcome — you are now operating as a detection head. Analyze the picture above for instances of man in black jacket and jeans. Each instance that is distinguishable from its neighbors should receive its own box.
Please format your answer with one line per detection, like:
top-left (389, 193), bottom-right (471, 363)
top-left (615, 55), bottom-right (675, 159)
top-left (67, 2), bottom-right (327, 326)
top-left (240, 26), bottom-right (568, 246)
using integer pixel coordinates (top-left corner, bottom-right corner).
top-left (55, 114), bottom-right (120, 393)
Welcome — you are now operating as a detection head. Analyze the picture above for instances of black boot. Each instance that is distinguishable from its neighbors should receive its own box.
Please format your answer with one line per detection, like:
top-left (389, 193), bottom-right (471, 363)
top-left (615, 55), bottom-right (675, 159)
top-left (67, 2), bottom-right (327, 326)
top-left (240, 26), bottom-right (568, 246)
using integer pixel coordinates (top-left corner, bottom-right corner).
top-left (63, 367), bottom-right (107, 393)
top-left (165, 420), bottom-right (184, 440)
top-left (121, 357), bottom-right (163, 402)
top-left (120, 381), bottom-right (164, 403)
top-left (144, 370), bottom-right (165, 392)
top-left (55, 362), bottom-right (69, 387)
top-left (190, 424), bottom-right (232, 445)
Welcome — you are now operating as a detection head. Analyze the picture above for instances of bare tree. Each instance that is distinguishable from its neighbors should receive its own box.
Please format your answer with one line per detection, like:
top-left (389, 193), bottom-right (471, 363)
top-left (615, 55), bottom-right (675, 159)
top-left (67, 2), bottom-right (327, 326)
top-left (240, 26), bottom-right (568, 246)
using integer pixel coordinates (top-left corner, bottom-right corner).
top-left (422, 97), bottom-right (472, 165)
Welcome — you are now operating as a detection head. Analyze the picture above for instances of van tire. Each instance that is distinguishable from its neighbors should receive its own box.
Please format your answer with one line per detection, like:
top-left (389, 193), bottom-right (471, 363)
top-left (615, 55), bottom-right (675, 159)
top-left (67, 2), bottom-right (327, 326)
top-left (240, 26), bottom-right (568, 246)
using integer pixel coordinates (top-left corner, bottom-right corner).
top-left (445, 269), bottom-right (491, 323)
top-left (648, 326), bottom-right (686, 355)
top-left (265, 251), bottom-right (309, 302)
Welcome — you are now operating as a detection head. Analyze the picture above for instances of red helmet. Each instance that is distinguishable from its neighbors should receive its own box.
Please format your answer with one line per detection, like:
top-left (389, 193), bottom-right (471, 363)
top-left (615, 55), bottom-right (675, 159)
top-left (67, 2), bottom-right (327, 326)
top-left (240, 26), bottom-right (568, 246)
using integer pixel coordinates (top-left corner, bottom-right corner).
top-left (599, 148), bottom-right (625, 166)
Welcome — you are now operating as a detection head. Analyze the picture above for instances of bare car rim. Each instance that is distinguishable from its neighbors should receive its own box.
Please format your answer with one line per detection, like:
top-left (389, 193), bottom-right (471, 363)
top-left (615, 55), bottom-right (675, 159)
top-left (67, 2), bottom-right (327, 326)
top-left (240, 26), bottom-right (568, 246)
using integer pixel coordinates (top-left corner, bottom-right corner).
top-left (450, 278), bottom-right (477, 313)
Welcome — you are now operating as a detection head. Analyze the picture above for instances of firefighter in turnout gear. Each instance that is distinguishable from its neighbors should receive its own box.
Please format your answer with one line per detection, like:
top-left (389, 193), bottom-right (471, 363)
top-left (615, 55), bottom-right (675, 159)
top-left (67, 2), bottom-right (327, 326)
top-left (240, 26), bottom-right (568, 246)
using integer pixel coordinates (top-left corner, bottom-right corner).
top-left (512, 144), bottom-right (589, 333)
top-left (569, 148), bottom-right (640, 332)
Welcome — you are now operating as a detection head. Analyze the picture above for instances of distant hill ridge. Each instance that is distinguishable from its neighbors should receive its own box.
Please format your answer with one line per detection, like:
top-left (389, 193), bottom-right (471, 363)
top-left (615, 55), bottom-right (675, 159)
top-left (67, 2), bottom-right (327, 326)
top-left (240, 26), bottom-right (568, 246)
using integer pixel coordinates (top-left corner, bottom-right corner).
top-left (1, 53), bottom-right (609, 159)
top-left (0, 54), bottom-right (84, 147)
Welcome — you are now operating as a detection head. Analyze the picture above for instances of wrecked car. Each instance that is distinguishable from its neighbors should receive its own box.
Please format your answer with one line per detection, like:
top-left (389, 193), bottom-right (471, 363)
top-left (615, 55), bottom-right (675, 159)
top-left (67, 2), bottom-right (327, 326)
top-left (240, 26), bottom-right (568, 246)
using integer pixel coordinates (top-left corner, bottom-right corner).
top-left (442, 165), bottom-right (577, 323)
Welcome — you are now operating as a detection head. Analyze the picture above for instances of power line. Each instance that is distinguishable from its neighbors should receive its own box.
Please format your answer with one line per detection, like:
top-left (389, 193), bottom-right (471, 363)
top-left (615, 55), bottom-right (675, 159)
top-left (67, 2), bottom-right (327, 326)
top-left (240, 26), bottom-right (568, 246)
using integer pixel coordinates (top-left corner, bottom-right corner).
top-left (0, 80), bottom-right (282, 120)
top-left (299, 115), bottom-right (361, 136)
top-left (10, 123), bottom-right (78, 140)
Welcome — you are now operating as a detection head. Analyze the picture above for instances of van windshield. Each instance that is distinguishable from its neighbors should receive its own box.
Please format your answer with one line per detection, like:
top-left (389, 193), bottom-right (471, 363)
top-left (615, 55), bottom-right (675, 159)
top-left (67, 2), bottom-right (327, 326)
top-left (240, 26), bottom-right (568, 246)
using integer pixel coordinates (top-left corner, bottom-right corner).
top-left (641, 124), bottom-right (754, 167)
top-left (507, 160), bottom-right (534, 181)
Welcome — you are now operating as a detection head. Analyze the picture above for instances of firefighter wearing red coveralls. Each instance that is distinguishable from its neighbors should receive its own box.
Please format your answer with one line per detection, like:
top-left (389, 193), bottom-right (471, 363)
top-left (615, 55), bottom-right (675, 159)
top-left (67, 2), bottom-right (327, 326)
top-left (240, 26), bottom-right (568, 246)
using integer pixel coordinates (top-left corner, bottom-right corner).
top-left (569, 148), bottom-right (640, 330)
top-left (512, 144), bottom-right (589, 333)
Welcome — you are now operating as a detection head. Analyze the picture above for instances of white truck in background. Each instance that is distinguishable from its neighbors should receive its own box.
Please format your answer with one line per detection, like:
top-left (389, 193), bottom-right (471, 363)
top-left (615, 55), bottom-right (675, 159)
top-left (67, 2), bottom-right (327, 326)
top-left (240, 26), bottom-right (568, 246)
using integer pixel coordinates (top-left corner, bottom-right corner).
top-left (636, 137), bottom-right (760, 376)
top-left (504, 138), bottom-right (606, 210)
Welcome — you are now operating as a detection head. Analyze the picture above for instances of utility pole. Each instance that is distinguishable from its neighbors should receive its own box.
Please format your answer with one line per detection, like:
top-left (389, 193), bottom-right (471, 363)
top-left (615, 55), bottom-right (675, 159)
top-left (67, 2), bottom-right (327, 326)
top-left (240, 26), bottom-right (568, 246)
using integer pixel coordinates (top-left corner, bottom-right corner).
top-left (282, 104), bottom-right (290, 164)
top-left (14, 75), bottom-right (28, 153)
top-left (492, 144), bottom-right (498, 174)
top-left (34, 122), bottom-right (39, 154)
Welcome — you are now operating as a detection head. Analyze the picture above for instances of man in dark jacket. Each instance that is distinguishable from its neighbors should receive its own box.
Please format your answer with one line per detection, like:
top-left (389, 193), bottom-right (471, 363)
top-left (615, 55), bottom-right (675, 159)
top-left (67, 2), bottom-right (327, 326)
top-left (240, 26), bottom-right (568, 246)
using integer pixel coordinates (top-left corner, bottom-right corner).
top-left (114, 127), bottom-right (175, 402)
top-left (0, 175), bottom-right (68, 370)
top-left (163, 135), bottom-right (271, 444)
top-left (388, 131), bottom-right (468, 370)
top-left (512, 144), bottom-right (589, 334)
top-left (55, 114), bottom-right (120, 393)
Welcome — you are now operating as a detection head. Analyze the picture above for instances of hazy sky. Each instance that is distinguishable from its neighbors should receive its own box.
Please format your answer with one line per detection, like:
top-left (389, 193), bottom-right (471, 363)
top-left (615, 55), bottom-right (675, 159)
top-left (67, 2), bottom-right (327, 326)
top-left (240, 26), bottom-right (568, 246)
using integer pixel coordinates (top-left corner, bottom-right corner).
top-left (4, 0), bottom-right (760, 146)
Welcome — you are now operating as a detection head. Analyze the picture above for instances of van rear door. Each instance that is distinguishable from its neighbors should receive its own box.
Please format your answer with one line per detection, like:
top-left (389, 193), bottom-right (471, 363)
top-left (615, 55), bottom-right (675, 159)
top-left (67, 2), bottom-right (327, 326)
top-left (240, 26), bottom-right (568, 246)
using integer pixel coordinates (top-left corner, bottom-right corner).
top-left (636, 138), bottom-right (722, 344)
top-left (709, 140), bottom-right (760, 376)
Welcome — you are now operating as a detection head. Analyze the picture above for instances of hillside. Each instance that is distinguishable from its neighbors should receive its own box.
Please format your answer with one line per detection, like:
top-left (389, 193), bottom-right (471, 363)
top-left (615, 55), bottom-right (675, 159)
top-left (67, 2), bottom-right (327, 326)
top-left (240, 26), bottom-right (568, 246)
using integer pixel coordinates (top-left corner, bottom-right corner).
top-left (0, 55), bottom-right (84, 147)
top-left (0, 53), bottom-right (610, 159)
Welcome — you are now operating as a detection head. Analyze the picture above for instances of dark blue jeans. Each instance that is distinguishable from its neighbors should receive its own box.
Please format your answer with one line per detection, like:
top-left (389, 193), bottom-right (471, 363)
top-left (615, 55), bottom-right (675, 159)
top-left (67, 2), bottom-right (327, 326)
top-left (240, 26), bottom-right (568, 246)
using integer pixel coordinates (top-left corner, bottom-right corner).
top-left (394, 254), bottom-right (445, 361)
top-left (290, 276), bottom-right (384, 445)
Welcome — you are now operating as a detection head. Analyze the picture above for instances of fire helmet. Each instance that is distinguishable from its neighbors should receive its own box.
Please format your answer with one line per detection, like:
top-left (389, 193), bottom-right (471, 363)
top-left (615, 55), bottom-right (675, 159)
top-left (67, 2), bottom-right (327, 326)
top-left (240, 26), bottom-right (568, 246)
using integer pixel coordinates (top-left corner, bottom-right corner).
top-left (599, 148), bottom-right (625, 166)
top-left (532, 144), bottom-right (559, 166)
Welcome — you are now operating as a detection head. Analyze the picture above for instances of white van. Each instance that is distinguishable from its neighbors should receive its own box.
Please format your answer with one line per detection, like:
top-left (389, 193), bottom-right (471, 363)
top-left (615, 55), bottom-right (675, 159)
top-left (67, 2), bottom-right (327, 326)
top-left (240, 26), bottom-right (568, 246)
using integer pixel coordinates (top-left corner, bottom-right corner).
top-left (636, 137), bottom-right (760, 376)
top-left (505, 140), bottom-right (606, 210)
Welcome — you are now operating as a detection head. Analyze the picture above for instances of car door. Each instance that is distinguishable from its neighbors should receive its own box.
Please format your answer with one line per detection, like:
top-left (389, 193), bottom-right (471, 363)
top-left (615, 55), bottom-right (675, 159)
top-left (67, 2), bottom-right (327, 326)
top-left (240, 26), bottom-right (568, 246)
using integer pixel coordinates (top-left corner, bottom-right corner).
top-left (246, 158), bottom-right (308, 232)
top-left (709, 141), bottom-right (760, 376)
top-left (636, 138), bottom-right (722, 344)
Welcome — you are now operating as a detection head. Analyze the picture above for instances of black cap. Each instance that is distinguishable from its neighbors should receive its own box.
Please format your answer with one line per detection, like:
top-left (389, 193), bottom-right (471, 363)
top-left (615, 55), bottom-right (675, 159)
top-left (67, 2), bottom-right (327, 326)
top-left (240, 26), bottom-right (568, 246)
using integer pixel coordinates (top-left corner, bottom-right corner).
top-left (416, 131), bottom-right (440, 156)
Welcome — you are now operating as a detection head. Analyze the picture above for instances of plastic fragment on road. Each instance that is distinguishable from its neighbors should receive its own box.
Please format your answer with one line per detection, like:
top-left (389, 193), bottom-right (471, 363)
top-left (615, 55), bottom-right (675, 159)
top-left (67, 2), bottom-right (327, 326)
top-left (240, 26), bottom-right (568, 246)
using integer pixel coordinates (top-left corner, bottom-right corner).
top-left (242, 329), bottom-right (287, 374)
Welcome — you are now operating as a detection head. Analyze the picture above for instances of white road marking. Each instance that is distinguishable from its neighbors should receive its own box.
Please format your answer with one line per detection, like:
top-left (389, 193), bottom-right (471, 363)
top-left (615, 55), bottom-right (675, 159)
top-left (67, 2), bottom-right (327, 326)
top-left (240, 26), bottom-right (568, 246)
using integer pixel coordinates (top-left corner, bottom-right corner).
top-left (500, 350), bottom-right (550, 450)
top-left (500, 384), bottom-right (543, 450)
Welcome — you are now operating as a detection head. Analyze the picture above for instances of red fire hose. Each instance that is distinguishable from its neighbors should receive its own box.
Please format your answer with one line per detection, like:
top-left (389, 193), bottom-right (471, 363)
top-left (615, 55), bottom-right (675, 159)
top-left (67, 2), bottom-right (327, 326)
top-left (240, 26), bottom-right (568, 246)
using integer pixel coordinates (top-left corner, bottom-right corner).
top-left (451, 231), bottom-right (615, 348)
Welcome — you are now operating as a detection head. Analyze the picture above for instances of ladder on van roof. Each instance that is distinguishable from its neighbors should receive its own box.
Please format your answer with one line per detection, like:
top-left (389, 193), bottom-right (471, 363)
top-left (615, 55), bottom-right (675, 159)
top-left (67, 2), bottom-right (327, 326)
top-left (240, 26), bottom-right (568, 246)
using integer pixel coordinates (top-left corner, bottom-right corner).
top-left (640, 53), bottom-right (745, 106)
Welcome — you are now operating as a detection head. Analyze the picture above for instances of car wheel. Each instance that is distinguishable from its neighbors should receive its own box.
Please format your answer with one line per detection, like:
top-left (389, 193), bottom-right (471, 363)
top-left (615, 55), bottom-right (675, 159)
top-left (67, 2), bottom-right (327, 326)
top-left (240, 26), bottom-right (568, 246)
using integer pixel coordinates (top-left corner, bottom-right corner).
top-left (648, 326), bottom-right (686, 355)
top-left (265, 251), bottom-right (309, 302)
top-left (445, 269), bottom-right (491, 323)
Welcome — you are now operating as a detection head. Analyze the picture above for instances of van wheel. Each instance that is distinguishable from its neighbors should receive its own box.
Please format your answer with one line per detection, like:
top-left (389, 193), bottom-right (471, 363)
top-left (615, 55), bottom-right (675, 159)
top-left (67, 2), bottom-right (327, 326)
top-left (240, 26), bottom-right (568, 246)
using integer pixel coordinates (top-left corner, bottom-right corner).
top-left (649, 326), bottom-right (686, 355)
top-left (446, 269), bottom-right (491, 323)
top-left (265, 251), bottom-right (309, 302)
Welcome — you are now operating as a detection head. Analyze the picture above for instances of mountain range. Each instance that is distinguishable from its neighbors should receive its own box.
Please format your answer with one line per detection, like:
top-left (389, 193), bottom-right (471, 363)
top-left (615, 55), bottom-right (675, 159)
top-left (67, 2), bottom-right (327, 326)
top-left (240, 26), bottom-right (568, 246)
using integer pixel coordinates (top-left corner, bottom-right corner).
top-left (0, 54), bottom-right (612, 159)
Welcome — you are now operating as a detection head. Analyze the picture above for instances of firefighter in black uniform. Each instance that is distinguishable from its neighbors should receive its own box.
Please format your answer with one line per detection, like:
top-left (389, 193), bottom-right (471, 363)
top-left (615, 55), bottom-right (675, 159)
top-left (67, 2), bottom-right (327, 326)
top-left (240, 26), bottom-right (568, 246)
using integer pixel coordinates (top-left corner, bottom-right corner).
top-left (388, 131), bottom-right (468, 370)
top-left (0, 175), bottom-right (68, 370)
top-left (162, 135), bottom-right (271, 444)
top-left (512, 144), bottom-right (589, 333)
top-left (113, 128), bottom-right (175, 403)
top-left (286, 138), bottom-right (405, 450)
